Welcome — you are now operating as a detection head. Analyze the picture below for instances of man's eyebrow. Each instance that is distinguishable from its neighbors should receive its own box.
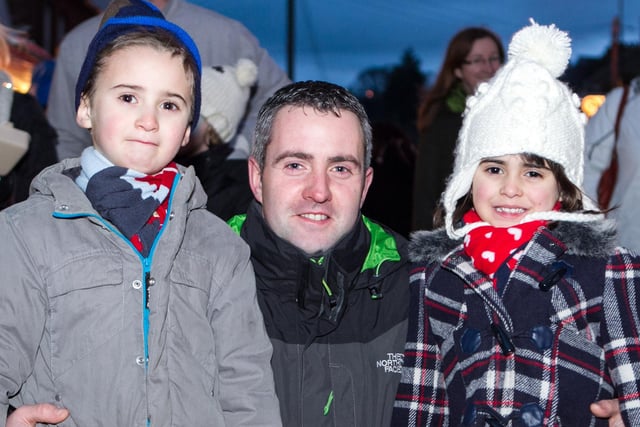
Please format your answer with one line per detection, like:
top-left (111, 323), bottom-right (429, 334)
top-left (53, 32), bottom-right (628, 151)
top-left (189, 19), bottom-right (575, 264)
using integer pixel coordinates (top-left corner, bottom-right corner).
top-left (272, 152), bottom-right (362, 168)
top-left (328, 155), bottom-right (361, 169)
top-left (272, 151), bottom-right (313, 164)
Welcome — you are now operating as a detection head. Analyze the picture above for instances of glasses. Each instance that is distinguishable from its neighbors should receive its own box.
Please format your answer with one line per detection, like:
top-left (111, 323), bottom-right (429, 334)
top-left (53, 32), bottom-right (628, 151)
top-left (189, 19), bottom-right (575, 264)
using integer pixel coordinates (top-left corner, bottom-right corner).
top-left (462, 56), bottom-right (502, 67)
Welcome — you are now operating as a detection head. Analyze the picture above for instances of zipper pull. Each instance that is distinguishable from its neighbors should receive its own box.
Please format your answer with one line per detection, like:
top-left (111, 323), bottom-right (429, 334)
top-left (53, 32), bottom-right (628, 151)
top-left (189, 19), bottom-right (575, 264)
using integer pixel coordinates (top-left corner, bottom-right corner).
top-left (145, 272), bottom-right (155, 309)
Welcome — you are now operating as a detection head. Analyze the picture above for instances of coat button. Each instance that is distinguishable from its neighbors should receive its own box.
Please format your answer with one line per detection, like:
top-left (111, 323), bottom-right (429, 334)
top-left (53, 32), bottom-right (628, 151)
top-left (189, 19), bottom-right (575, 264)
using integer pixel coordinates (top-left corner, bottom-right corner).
top-left (520, 403), bottom-right (544, 426)
top-left (461, 328), bottom-right (481, 354)
top-left (136, 356), bottom-right (146, 366)
top-left (132, 280), bottom-right (142, 290)
top-left (530, 326), bottom-right (553, 351)
top-left (462, 400), bottom-right (477, 425)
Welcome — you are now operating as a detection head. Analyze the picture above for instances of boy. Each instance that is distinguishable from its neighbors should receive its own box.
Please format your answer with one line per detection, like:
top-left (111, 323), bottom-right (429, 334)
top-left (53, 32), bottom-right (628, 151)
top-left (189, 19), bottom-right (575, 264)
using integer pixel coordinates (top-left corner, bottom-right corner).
top-left (0, 1), bottom-right (280, 425)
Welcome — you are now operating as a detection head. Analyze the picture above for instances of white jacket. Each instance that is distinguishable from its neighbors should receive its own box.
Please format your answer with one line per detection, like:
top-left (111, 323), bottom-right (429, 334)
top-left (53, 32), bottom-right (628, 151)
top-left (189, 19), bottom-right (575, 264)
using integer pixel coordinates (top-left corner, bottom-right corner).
top-left (583, 77), bottom-right (640, 253)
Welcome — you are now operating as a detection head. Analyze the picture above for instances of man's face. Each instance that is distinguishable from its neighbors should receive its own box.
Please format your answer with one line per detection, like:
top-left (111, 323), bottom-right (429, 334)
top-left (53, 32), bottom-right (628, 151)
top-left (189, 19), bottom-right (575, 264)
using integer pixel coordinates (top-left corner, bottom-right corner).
top-left (249, 106), bottom-right (373, 255)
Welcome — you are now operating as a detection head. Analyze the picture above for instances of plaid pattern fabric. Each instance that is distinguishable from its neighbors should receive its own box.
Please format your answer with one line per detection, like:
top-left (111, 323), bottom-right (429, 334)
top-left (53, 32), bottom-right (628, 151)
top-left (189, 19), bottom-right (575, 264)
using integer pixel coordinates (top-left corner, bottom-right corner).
top-left (392, 223), bottom-right (640, 426)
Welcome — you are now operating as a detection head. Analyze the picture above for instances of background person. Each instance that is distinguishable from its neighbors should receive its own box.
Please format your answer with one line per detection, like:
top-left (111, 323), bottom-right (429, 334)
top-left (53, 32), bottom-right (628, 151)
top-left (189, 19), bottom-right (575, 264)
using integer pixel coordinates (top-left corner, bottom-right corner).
top-left (176, 58), bottom-right (256, 220)
top-left (412, 26), bottom-right (504, 231)
top-left (583, 76), bottom-right (640, 253)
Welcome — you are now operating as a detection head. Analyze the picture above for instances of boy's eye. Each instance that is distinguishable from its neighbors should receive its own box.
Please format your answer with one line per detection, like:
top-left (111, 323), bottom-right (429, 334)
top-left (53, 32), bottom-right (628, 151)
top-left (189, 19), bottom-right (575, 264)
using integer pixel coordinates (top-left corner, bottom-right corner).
top-left (161, 101), bottom-right (179, 111)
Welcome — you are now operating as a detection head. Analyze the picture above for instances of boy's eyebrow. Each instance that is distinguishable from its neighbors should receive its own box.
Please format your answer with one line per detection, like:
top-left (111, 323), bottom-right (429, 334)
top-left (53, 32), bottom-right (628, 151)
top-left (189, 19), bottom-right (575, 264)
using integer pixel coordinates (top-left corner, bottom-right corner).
top-left (272, 151), bottom-right (362, 168)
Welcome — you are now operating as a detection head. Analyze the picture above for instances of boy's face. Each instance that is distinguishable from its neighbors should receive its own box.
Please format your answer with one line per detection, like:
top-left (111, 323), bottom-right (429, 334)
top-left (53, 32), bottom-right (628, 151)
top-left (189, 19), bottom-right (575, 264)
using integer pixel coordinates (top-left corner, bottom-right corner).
top-left (76, 45), bottom-right (192, 174)
top-left (248, 106), bottom-right (373, 255)
top-left (471, 154), bottom-right (560, 228)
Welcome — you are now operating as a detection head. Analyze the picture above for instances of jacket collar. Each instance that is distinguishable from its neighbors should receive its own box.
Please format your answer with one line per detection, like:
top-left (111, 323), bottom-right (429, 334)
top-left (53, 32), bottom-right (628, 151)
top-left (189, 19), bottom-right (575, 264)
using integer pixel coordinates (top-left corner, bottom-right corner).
top-left (409, 219), bottom-right (618, 265)
top-left (233, 201), bottom-right (406, 290)
top-left (29, 158), bottom-right (207, 218)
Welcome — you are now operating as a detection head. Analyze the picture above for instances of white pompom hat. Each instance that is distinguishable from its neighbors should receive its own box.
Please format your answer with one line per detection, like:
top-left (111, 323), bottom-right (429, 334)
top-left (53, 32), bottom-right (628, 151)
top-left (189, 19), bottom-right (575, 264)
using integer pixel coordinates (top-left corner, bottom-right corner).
top-left (200, 58), bottom-right (258, 143)
top-left (442, 19), bottom-right (597, 239)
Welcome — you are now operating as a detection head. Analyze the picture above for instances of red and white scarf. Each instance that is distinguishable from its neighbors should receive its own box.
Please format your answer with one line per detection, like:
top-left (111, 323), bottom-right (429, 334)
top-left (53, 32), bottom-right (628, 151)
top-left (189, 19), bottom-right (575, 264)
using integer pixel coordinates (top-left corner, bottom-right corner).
top-left (462, 210), bottom-right (547, 280)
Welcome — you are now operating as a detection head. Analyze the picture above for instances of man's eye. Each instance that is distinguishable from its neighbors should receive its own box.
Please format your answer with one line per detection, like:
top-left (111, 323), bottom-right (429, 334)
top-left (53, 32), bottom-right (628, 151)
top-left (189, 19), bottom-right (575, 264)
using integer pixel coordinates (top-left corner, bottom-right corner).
top-left (285, 163), bottom-right (302, 170)
top-left (333, 165), bottom-right (350, 173)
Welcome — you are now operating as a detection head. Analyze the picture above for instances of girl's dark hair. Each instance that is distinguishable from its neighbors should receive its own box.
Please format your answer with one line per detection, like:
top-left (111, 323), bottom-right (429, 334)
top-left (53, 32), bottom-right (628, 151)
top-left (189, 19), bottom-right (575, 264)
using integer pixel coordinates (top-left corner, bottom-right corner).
top-left (433, 153), bottom-right (586, 228)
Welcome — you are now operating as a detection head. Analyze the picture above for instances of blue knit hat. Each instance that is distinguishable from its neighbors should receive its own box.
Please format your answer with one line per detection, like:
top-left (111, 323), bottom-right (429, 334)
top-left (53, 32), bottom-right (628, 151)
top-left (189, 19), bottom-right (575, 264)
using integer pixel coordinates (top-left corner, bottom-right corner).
top-left (75, 0), bottom-right (201, 131)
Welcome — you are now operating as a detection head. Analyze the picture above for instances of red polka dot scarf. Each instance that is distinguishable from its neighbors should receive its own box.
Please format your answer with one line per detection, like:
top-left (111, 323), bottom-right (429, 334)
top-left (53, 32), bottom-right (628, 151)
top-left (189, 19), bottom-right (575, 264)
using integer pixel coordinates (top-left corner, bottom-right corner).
top-left (462, 209), bottom-right (548, 280)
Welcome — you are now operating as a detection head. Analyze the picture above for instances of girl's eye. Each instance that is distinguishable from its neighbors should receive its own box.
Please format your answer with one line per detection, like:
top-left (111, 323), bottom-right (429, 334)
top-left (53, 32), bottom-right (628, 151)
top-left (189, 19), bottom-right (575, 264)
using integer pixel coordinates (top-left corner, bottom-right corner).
top-left (119, 94), bottom-right (136, 103)
top-left (486, 166), bottom-right (502, 174)
top-left (525, 170), bottom-right (543, 178)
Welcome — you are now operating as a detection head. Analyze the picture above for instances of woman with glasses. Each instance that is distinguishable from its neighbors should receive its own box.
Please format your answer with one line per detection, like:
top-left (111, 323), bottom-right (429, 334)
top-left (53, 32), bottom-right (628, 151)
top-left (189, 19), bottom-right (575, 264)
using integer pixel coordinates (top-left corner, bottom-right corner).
top-left (412, 27), bottom-right (504, 231)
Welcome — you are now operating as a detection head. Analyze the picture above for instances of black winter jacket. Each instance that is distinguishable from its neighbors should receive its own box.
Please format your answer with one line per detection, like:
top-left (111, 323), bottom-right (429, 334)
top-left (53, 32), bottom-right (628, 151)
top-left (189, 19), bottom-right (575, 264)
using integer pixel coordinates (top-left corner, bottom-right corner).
top-left (230, 201), bottom-right (409, 427)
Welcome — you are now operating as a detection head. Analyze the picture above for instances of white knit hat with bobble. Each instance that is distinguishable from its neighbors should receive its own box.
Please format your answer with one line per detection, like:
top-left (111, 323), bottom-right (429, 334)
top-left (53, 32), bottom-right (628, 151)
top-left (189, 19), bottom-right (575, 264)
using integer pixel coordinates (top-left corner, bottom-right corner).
top-left (442, 19), bottom-right (598, 239)
top-left (200, 58), bottom-right (258, 143)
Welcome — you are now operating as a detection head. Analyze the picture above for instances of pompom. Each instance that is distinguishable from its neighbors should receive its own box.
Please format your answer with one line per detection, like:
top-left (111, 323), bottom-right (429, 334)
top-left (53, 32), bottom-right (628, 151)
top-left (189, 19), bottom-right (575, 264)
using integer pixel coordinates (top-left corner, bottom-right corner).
top-left (235, 58), bottom-right (258, 88)
top-left (508, 18), bottom-right (571, 78)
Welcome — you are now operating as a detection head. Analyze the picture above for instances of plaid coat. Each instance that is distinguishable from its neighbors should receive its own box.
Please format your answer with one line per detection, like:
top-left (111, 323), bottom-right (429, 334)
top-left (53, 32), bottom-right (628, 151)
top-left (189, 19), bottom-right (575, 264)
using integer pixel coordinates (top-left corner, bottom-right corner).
top-left (392, 220), bottom-right (640, 426)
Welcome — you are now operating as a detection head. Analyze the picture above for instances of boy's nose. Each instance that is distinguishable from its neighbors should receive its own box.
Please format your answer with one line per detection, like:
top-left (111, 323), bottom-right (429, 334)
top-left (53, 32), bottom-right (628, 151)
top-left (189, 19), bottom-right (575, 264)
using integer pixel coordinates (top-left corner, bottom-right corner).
top-left (136, 108), bottom-right (159, 131)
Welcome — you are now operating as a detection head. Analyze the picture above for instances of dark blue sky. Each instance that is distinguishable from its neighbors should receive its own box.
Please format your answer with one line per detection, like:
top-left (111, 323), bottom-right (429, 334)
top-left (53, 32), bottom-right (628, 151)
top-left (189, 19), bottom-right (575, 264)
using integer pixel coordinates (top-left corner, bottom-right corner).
top-left (194, 0), bottom-right (639, 88)
top-left (95, 1), bottom-right (640, 88)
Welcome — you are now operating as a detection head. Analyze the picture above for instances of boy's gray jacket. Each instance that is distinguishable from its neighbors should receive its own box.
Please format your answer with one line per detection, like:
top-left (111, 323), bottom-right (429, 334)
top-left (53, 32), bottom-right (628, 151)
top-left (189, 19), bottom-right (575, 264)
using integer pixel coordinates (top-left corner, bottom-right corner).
top-left (0, 159), bottom-right (281, 426)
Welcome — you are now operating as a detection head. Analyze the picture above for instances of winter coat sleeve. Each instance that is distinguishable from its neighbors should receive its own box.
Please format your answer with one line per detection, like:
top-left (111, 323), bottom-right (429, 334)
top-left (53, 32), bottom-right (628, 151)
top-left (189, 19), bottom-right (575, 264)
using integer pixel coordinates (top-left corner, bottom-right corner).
top-left (600, 248), bottom-right (640, 425)
top-left (600, 248), bottom-right (640, 423)
top-left (0, 211), bottom-right (49, 422)
top-left (209, 239), bottom-right (282, 426)
top-left (583, 86), bottom-right (623, 201)
top-left (392, 264), bottom-right (449, 426)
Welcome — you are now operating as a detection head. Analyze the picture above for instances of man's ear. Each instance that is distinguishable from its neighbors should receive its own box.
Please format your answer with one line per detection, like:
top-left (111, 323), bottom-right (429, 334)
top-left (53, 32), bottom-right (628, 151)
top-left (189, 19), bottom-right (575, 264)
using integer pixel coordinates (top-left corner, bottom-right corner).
top-left (247, 156), bottom-right (263, 203)
top-left (76, 95), bottom-right (92, 129)
top-left (359, 166), bottom-right (374, 208)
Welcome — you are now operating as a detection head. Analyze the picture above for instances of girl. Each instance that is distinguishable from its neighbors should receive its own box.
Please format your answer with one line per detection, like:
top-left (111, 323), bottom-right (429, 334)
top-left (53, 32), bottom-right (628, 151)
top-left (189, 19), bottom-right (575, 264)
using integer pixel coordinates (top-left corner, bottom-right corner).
top-left (393, 20), bottom-right (640, 426)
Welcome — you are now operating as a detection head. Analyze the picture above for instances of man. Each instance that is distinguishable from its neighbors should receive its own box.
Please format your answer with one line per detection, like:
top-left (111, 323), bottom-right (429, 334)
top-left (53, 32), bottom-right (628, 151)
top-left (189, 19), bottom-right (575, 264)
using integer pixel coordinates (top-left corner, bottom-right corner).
top-left (228, 80), bottom-right (409, 426)
top-left (48, 0), bottom-right (290, 161)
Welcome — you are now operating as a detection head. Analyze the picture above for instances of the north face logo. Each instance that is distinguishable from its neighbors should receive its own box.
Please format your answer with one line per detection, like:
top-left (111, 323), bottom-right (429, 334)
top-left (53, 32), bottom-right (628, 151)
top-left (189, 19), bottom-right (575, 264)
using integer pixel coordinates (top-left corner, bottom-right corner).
top-left (376, 352), bottom-right (403, 373)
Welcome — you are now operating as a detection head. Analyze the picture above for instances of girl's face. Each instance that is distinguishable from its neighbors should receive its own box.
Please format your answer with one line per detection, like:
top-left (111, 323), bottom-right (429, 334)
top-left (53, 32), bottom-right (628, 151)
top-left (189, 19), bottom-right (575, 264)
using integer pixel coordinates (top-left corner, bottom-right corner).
top-left (471, 154), bottom-right (560, 228)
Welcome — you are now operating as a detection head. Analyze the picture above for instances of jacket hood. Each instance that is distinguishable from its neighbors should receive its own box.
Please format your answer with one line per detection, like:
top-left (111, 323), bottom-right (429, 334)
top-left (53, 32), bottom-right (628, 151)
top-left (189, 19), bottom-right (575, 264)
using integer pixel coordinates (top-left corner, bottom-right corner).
top-left (409, 219), bottom-right (618, 264)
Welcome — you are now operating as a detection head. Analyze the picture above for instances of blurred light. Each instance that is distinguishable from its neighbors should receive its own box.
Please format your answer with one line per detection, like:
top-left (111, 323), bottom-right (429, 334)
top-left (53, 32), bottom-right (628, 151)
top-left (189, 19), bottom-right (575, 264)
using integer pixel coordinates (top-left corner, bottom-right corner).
top-left (365, 89), bottom-right (375, 99)
top-left (581, 94), bottom-right (606, 118)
